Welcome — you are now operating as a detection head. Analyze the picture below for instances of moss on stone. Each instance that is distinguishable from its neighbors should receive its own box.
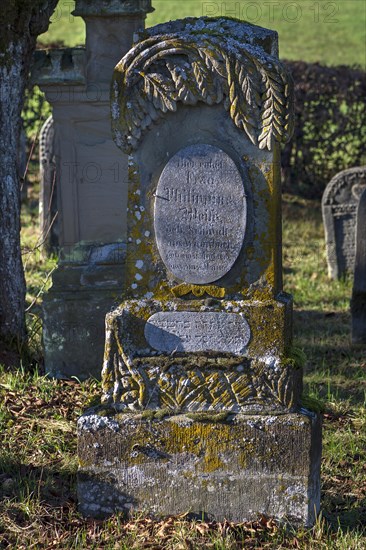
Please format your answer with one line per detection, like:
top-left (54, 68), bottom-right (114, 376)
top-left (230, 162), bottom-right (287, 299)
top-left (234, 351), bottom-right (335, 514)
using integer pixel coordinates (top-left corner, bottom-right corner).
top-left (185, 411), bottom-right (230, 423)
top-left (282, 346), bottom-right (306, 370)
top-left (141, 408), bottom-right (171, 420)
top-left (95, 406), bottom-right (117, 417)
top-left (301, 395), bottom-right (325, 413)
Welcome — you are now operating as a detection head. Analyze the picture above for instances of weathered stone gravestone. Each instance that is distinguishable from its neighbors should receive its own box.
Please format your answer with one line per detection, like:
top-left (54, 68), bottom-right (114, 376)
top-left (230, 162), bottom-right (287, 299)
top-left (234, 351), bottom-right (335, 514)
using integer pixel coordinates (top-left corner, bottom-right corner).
top-left (39, 115), bottom-right (58, 253)
top-left (322, 167), bottom-right (366, 279)
top-left (31, 0), bottom-right (153, 379)
top-left (351, 188), bottom-right (366, 345)
top-left (78, 17), bottom-right (322, 525)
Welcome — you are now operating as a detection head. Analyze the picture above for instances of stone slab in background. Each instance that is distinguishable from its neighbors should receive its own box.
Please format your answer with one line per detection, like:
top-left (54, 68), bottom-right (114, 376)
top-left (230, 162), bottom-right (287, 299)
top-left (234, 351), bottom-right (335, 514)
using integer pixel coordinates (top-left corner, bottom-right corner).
top-left (78, 409), bottom-right (322, 526)
top-left (322, 166), bottom-right (366, 279)
top-left (30, 0), bottom-right (153, 380)
top-left (351, 188), bottom-right (366, 345)
top-left (43, 242), bottom-right (125, 380)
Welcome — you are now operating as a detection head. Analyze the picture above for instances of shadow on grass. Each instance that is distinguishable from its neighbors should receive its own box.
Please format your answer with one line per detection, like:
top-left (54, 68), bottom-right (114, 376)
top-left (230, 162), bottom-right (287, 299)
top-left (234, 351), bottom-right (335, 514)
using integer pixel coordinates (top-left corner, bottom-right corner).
top-left (323, 497), bottom-right (366, 532)
top-left (294, 309), bottom-right (366, 405)
top-left (294, 309), bottom-right (366, 534)
top-left (0, 458), bottom-right (76, 515)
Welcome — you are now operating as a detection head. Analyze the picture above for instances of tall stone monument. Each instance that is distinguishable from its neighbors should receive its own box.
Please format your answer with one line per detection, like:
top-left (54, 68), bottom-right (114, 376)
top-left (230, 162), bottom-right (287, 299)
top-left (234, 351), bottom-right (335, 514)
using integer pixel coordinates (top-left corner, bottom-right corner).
top-left (322, 167), bottom-right (366, 280)
top-left (78, 17), bottom-right (321, 525)
top-left (351, 188), bottom-right (366, 345)
top-left (31, 0), bottom-right (153, 379)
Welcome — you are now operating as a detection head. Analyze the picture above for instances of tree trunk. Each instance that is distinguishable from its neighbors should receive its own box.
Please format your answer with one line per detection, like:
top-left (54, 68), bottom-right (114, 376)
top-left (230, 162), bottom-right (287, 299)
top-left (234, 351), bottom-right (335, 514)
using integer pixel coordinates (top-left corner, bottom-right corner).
top-left (0, 1), bottom-right (58, 356)
top-left (0, 42), bottom-right (27, 346)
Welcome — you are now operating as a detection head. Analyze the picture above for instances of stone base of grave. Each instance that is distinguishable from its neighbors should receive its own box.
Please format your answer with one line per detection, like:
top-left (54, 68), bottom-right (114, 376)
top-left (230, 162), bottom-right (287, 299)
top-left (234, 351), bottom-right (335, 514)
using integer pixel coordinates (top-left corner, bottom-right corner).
top-left (77, 408), bottom-right (321, 526)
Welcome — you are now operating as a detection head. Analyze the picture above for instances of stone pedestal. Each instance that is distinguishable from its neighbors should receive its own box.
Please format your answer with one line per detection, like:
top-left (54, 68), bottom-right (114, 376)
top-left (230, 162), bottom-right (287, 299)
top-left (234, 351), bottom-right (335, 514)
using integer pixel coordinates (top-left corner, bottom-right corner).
top-left (78, 408), bottom-right (321, 526)
top-left (31, 0), bottom-right (153, 379)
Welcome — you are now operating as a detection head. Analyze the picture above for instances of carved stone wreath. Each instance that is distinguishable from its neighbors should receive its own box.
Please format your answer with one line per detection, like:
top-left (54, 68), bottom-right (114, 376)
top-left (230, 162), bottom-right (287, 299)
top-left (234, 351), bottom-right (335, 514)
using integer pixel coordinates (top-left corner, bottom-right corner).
top-left (111, 18), bottom-right (294, 153)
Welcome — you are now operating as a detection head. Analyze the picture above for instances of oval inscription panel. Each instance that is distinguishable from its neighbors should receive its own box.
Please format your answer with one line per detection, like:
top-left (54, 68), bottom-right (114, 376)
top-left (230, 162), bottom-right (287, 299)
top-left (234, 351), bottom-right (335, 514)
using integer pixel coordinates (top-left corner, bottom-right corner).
top-left (154, 144), bottom-right (247, 284)
top-left (144, 312), bottom-right (251, 355)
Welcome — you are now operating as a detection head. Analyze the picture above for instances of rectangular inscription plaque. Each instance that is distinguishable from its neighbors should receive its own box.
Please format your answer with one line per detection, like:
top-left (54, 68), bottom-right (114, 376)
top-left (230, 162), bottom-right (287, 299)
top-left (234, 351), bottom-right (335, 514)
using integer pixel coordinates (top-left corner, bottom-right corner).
top-left (144, 311), bottom-right (251, 354)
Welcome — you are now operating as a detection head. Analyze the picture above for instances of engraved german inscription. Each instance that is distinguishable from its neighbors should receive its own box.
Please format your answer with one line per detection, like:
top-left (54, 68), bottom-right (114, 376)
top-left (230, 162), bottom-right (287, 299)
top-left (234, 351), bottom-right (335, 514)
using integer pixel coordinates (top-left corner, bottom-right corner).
top-left (144, 312), bottom-right (251, 354)
top-left (154, 144), bottom-right (247, 284)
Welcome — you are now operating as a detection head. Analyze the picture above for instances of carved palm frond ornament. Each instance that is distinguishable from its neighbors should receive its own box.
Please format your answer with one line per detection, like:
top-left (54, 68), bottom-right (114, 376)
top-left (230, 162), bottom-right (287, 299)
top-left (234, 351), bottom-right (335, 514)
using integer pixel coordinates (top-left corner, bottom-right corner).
top-left (111, 17), bottom-right (294, 152)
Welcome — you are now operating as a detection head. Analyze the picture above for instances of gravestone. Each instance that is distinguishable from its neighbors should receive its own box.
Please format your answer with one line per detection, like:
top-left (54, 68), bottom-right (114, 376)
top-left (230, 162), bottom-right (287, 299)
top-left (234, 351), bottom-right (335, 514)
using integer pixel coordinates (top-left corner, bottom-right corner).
top-left (351, 188), bottom-right (366, 345)
top-left (31, 0), bottom-right (153, 379)
top-left (78, 17), bottom-right (322, 525)
top-left (322, 167), bottom-right (366, 279)
top-left (39, 115), bottom-right (58, 253)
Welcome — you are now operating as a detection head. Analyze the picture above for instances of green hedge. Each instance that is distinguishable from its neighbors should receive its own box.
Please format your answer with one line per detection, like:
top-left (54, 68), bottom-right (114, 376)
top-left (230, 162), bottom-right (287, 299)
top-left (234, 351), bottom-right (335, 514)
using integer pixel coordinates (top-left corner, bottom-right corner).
top-left (282, 61), bottom-right (366, 198)
top-left (22, 61), bottom-right (366, 199)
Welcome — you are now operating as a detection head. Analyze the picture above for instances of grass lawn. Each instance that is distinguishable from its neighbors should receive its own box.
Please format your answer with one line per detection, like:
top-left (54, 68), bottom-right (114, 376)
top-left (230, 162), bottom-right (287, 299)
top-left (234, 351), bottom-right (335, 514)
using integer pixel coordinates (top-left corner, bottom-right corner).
top-left (39, 0), bottom-right (366, 67)
top-left (0, 193), bottom-right (365, 548)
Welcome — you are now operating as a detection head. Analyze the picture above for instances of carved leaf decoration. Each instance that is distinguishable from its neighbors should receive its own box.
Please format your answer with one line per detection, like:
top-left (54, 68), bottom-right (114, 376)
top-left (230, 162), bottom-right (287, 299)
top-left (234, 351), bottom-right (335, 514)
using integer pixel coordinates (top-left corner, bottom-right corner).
top-left (262, 365), bottom-right (295, 409)
top-left (159, 368), bottom-right (256, 410)
top-left (166, 61), bottom-right (196, 104)
top-left (192, 60), bottom-right (211, 103)
top-left (179, 370), bottom-right (209, 408)
top-left (226, 55), bottom-right (261, 146)
top-left (198, 48), bottom-right (225, 103)
top-left (210, 373), bottom-right (236, 409)
top-left (198, 47), bottom-right (226, 79)
top-left (159, 369), bottom-right (208, 409)
top-left (112, 32), bottom-right (294, 152)
top-left (229, 373), bottom-right (253, 405)
top-left (276, 368), bottom-right (294, 409)
top-left (258, 61), bottom-right (294, 150)
top-left (143, 72), bottom-right (177, 113)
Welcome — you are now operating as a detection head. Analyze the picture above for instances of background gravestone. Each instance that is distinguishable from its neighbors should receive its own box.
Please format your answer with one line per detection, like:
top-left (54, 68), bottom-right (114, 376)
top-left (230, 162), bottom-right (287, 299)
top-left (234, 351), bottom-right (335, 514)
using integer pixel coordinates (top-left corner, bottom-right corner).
top-left (31, 0), bottom-right (153, 379)
top-left (78, 17), bottom-right (321, 526)
top-left (39, 115), bottom-right (58, 253)
top-left (351, 188), bottom-right (366, 345)
top-left (322, 166), bottom-right (366, 279)
top-left (19, 126), bottom-right (27, 203)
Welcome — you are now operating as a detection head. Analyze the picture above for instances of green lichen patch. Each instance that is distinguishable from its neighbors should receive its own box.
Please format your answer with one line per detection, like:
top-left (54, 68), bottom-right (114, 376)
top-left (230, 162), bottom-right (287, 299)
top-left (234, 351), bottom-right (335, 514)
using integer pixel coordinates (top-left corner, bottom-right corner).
top-left (301, 395), bottom-right (325, 414)
top-left (282, 346), bottom-right (307, 370)
top-left (185, 411), bottom-right (231, 423)
top-left (140, 408), bottom-right (172, 421)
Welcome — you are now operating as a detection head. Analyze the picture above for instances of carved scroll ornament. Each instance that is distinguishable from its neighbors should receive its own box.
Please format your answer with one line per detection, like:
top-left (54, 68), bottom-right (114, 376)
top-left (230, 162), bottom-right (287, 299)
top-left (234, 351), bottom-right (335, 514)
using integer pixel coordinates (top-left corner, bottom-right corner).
top-left (111, 19), bottom-right (294, 153)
